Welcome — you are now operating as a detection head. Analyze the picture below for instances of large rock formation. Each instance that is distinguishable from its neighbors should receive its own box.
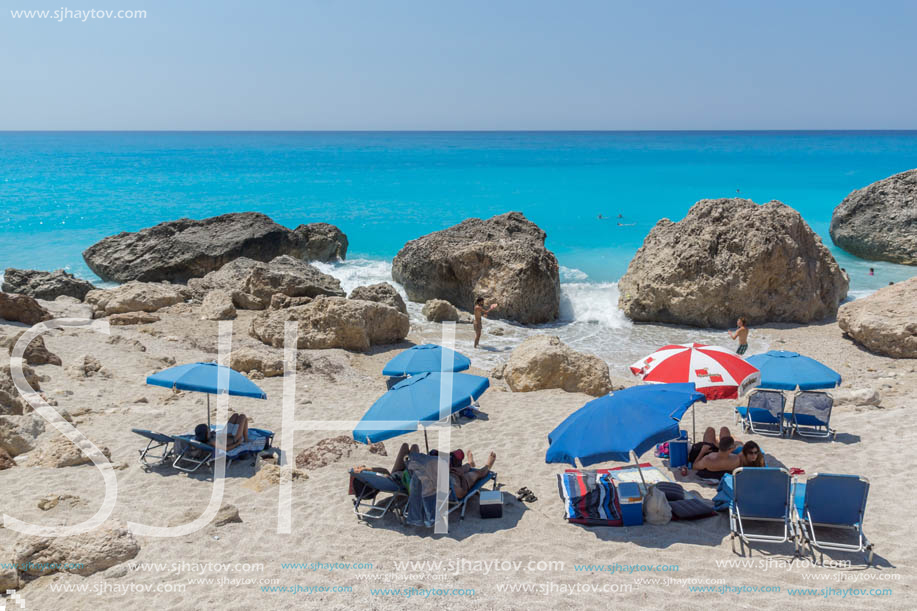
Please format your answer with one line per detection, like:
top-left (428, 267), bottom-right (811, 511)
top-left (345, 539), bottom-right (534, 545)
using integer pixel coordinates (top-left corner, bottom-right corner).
top-left (829, 169), bottom-right (917, 264)
top-left (2, 331), bottom-right (62, 366)
top-left (392, 212), bottom-right (560, 324)
top-left (200, 289), bottom-right (237, 320)
top-left (188, 256), bottom-right (344, 310)
top-left (26, 435), bottom-right (112, 468)
top-left (501, 335), bottom-right (611, 396)
top-left (618, 199), bottom-right (848, 328)
top-left (0, 291), bottom-right (52, 325)
top-left (0, 413), bottom-right (45, 456)
top-left (2, 268), bottom-right (97, 300)
top-left (82, 212), bottom-right (348, 282)
top-left (837, 277), bottom-right (917, 358)
top-left (348, 283), bottom-right (407, 314)
top-left (14, 521), bottom-right (140, 577)
top-left (84, 281), bottom-right (185, 316)
top-left (250, 295), bottom-right (409, 351)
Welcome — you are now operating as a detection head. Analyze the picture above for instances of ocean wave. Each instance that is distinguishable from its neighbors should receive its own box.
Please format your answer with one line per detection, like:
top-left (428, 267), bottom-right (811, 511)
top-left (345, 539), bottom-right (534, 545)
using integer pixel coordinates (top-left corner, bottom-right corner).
top-left (311, 258), bottom-right (406, 297)
top-left (558, 282), bottom-right (631, 329)
top-left (559, 265), bottom-right (589, 282)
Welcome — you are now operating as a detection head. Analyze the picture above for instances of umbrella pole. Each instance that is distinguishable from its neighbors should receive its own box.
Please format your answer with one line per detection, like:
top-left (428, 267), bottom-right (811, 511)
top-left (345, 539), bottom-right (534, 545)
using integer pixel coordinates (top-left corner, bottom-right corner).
top-left (424, 428), bottom-right (429, 454)
top-left (633, 451), bottom-right (648, 491)
top-left (207, 394), bottom-right (211, 432)
top-left (692, 404), bottom-right (696, 445)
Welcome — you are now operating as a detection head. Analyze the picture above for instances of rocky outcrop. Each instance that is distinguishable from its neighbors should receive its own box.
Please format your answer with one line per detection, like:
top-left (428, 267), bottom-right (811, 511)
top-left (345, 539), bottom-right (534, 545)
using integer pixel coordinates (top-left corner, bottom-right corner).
top-left (67, 355), bottom-right (111, 379)
top-left (109, 312), bottom-right (161, 325)
top-left (0, 413), bottom-right (45, 456)
top-left (0, 555), bottom-right (18, 590)
top-left (250, 295), bottom-right (409, 351)
top-left (200, 289), bottom-right (237, 320)
top-left (26, 436), bottom-right (112, 468)
top-left (229, 346), bottom-right (310, 377)
top-left (829, 169), bottom-right (917, 264)
top-left (501, 335), bottom-right (612, 396)
top-left (2, 331), bottom-right (62, 366)
top-left (169, 502), bottom-right (241, 528)
top-left (188, 256), bottom-right (344, 309)
top-left (0, 448), bottom-right (14, 470)
top-left (833, 387), bottom-right (881, 407)
top-left (0, 291), bottom-right (52, 325)
top-left (392, 212), bottom-right (561, 324)
top-left (349, 283), bottom-right (407, 314)
top-left (2, 268), bottom-right (97, 300)
top-left (422, 298), bottom-right (459, 322)
top-left (82, 212), bottom-right (348, 282)
top-left (837, 277), bottom-right (917, 358)
top-left (84, 282), bottom-right (185, 316)
top-left (270, 294), bottom-right (313, 309)
top-left (618, 199), bottom-right (849, 328)
top-left (14, 521), bottom-right (140, 576)
top-left (0, 364), bottom-right (43, 416)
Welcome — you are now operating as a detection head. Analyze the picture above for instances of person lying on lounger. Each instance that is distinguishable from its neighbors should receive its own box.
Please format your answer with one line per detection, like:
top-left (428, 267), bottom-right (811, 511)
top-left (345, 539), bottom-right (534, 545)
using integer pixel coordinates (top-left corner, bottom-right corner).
top-left (353, 442), bottom-right (418, 491)
top-left (449, 449), bottom-right (496, 500)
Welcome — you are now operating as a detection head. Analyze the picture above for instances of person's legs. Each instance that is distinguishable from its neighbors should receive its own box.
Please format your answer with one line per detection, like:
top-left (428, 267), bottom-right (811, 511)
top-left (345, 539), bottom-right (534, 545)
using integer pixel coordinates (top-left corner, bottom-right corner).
top-left (695, 427), bottom-right (718, 463)
top-left (457, 452), bottom-right (496, 497)
top-left (236, 414), bottom-right (249, 443)
top-left (474, 324), bottom-right (482, 348)
top-left (392, 443), bottom-right (420, 472)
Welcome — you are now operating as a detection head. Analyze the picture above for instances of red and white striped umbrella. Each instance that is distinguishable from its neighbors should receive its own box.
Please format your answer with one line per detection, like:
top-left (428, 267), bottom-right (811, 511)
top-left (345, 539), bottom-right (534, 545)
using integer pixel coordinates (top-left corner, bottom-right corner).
top-left (630, 343), bottom-right (761, 400)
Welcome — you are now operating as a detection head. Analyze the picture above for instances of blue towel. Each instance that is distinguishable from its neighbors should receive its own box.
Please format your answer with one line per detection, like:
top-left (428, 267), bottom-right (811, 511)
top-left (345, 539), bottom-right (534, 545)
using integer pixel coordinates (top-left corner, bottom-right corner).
top-left (404, 453), bottom-right (442, 527)
top-left (713, 473), bottom-right (734, 512)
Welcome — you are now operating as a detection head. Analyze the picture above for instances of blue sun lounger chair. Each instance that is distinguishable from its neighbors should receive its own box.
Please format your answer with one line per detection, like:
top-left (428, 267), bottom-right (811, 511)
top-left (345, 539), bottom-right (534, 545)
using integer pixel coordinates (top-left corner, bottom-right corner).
top-left (786, 391), bottom-right (836, 440)
top-left (729, 467), bottom-right (794, 555)
top-left (171, 427), bottom-right (274, 473)
top-left (350, 469), bottom-right (409, 521)
top-left (793, 473), bottom-right (873, 564)
top-left (447, 471), bottom-right (498, 520)
top-left (735, 389), bottom-right (787, 437)
top-left (131, 429), bottom-right (175, 467)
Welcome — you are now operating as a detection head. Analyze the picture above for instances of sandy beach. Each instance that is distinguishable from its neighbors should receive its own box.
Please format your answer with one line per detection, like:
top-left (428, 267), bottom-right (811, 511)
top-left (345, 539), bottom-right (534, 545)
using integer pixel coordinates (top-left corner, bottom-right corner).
top-left (1, 301), bottom-right (913, 611)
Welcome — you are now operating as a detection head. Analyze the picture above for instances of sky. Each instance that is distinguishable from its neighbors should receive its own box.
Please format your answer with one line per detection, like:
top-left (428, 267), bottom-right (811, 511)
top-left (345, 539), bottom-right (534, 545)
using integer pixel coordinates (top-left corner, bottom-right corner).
top-left (1, 0), bottom-right (916, 130)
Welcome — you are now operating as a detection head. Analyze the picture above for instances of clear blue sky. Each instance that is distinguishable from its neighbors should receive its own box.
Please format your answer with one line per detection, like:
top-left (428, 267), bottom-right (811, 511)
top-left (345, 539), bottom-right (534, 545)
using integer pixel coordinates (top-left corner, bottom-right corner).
top-left (2, 0), bottom-right (916, 130)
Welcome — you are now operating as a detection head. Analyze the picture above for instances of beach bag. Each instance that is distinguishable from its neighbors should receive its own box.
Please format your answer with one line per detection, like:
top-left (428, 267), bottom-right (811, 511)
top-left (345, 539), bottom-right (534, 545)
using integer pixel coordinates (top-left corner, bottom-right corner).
top-left (643, 485), bottom-right (672, 524)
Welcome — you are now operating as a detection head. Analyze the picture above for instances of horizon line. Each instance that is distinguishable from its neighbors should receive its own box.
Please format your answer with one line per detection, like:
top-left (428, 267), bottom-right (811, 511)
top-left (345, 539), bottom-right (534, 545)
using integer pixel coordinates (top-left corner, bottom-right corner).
top-left (2, 129), bottom-right (917, 134)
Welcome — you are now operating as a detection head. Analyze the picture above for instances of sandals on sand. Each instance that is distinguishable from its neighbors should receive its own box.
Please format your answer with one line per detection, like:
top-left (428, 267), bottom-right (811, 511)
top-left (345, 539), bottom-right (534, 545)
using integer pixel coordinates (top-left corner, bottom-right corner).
top-left (516, 487), bottom-right (537, 502)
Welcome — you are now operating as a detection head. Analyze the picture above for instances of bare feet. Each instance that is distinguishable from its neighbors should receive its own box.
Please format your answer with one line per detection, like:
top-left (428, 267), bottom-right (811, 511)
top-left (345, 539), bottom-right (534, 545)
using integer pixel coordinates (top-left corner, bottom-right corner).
top-left (485, 452), bottom-right (496, 469)
top-left (467, 451), bottom-right (476, 468)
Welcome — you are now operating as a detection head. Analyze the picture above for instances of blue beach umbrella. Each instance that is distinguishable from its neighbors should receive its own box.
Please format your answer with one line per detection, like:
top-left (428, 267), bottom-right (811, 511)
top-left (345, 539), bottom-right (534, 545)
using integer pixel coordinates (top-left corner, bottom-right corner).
top-left (382, 344), bottom-right (471, 377)
top-left (745, 351), bottom-right (841, 391)
top-left (146, 362), bottom-right (267, 430)
top-left (353, 372), bottom-right (489, 446)
top-left (545, 383), bottom-right (707, 483)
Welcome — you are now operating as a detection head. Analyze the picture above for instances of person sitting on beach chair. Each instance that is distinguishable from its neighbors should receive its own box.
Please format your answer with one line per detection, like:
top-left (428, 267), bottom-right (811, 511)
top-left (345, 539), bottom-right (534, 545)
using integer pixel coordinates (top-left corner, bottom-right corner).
top-left (195, 413), bottom-right (249, 451)
top-left (449, 449), bottom-right (496, 500)
top-left (689, 426), bottom-right (740, 465)
top-left (354, 442), bottom-right (418, 488)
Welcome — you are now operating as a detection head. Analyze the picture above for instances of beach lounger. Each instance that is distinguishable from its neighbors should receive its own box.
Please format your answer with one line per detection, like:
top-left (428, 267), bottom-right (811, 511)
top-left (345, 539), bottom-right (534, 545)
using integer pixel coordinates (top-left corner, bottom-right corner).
top-left (350, 469), bottom-right (408, 521)
top-left (447, 470), bottom-right (497, 520)
top-left (735, 389), bottom-right (787, 437)
top-left (793, 473), bottom-right (873, 564)
top-left (171, 427), bottom-right (274, 473)
top-left (786, 391), bottom-right (836, 440)
top-left (131, 428), bottom-right (175, 467)
top-left (729, 467), bottom-right (794, 555)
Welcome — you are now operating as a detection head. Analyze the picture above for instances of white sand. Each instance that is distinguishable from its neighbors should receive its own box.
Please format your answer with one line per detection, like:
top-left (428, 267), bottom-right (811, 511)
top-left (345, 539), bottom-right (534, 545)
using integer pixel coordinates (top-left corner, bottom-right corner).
top-left (1, 308), bottom-right (914, 610)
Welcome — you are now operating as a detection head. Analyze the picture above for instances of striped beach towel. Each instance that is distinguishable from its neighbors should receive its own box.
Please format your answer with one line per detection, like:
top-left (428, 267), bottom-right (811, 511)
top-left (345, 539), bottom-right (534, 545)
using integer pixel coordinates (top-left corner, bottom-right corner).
top-left (557, 470), bottom-right (622, 526)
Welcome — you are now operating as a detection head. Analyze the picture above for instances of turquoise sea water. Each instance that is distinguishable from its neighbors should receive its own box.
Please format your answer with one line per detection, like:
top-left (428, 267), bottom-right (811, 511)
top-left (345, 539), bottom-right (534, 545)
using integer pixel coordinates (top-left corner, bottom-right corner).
top-left (2, 131), bottom-right (917, 290)
top-left (2, 131), bottom-right (916, 369)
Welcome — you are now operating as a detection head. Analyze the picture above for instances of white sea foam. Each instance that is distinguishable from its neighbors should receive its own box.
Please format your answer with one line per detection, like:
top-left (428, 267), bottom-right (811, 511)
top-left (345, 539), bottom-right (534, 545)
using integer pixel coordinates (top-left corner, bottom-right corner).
top-left (558, 282), bottom-right (631, 329)
top-left (559, 265), bottom-right (589, 282)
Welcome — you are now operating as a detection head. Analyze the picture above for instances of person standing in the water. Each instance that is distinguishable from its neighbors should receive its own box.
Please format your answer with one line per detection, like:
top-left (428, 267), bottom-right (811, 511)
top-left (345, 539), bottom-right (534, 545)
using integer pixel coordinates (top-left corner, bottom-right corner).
top-left (474, 297), bottom-right (498, 348)
top-left (729, 318), bottom-right (749, 355)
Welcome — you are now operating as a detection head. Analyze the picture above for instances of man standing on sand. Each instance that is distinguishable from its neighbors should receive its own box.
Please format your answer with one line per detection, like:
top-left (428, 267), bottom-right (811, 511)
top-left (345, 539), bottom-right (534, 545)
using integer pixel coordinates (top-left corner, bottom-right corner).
top-left (729, 317), bottom-right (749, 355)
top-left (473, 297), bottom-right (497, 348)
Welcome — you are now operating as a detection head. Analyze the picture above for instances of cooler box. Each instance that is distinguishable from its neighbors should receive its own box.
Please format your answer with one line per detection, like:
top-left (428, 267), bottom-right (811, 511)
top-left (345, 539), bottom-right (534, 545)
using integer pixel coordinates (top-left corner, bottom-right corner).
top-left (668, 430), bottom-right (689, 468)
top-left (479, 490), bottom-right (503, 519)
top-left (617, 482), bottom-right (643, 526)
